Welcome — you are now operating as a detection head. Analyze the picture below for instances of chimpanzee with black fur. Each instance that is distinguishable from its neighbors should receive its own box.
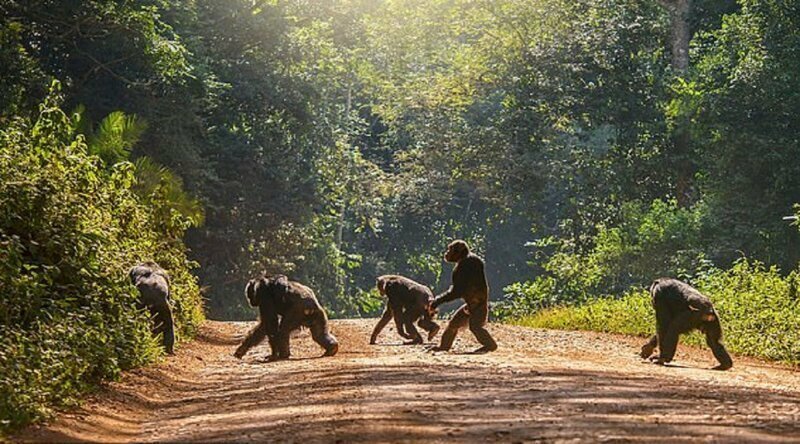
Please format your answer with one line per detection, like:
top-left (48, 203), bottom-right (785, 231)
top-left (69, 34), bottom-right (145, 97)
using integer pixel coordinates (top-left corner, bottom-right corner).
top-left (430, 240), bottom-right (497, 353)
top-left (640, 278), bottom-right (733, 370)
top-left (234, 275), bottom-right (338, 360)
top-left (370, 275), bottom-right (440, 345)
top-left (129, 261), bottom-right (175, 355)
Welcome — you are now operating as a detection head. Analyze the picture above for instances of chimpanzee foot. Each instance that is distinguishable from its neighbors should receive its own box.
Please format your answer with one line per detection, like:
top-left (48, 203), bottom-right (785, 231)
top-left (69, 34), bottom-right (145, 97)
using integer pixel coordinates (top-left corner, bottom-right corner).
top-left (712, 363), bottom-right (732, 371)
top-left (426, 344), bottom-right (450, 352)
top-left (404, 337), bottom-right (424, 345)
top-left (470, 345), bottom-right (497, 354)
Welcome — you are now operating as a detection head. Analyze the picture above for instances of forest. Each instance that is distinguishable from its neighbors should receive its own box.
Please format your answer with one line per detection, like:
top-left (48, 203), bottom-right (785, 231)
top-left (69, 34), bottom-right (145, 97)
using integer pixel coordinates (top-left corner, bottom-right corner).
top-left (2, 0), bottom-right (800, 434)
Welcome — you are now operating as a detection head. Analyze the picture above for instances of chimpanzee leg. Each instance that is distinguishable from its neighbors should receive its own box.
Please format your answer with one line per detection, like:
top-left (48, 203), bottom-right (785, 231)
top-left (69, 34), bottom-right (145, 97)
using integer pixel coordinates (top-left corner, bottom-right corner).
top-left (704, 320), bottom-right (733, 370)
top-left (309, 311), bottom-right (339, 356)
top-left (434, 305), bottom-right (470, 351)
top-left (417, 314), bottom-right (440, 341)
top-left (657, 311), bottom-right (694, 363)
top-left (640, 335), bottom-right (658, 359)
top-left (370, 305), bottom-right (394, 344)
top-left (391, 306), bottom-right (412, 339)
top-left (401, 308), bottom-right (424, 345)
top-left (267, 336), bottom-right (280, 359)
top-left (468, 302), bottom-right (497, 353)
top-left (151, 300), bottom-right (175, 355)
top-left (275, 312), bottom-right (304, 359)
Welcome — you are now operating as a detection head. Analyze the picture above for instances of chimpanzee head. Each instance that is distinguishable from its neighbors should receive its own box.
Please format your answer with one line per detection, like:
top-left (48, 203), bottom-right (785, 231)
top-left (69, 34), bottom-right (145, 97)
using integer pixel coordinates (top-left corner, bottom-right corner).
top-left (129, 263), bottom-right (153, 285)
top-left (444, 240), bottom-right (470, 263)
top-left (245, 275), bottom-right (290, 307)
top-left (376, 276), bottom-right (388, 296)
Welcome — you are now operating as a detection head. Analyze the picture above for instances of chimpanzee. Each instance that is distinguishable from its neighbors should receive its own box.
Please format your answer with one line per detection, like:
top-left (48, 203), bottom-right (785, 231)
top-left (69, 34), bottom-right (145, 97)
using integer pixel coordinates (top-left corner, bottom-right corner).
top-left (429, 240), bottom-right (497, 353)
top-left (640, 278), bottom-right (733, 370)
top-left (234, 274), bottom-right (339, 360)
top-left (370, 275), bottom-right (440, 345)
top-left (129, 262), bottom-right (175, 355)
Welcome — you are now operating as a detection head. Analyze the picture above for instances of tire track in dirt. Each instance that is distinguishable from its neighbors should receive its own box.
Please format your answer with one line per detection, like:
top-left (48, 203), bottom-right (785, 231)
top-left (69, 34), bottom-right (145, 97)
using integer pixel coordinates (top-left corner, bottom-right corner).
top-left (15, 320), bottom-right (800, 443)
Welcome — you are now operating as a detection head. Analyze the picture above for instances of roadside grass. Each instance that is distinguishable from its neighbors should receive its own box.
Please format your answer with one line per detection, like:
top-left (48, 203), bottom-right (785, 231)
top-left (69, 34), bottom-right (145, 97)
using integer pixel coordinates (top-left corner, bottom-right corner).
top-left (512, 260), bottom-right (800, 365)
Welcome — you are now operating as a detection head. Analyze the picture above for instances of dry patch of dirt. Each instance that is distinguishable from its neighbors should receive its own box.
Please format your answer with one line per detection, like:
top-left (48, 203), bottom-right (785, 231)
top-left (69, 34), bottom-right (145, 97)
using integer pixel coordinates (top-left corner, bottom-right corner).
top-left (15, 320), bottom-right (800, 443)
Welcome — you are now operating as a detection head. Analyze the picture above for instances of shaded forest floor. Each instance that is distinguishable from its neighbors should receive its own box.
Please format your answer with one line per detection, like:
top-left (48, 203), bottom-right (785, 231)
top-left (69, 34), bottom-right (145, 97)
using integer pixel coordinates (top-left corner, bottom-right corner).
top-left (15, 320), bottom-right (800, 443)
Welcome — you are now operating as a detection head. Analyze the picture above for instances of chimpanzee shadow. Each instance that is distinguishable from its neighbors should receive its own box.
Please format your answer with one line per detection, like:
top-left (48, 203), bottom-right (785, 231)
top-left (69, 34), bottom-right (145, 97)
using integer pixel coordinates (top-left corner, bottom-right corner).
top-left (640, 359), bottom-right (718, 371)
top-left (251, 355), bottom-right (327, 364)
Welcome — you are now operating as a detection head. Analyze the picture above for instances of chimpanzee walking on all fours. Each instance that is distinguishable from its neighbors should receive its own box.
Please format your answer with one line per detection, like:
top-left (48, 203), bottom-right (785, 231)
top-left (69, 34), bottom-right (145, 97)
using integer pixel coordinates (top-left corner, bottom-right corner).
top-left (640, 278), bottom-right (733, 370)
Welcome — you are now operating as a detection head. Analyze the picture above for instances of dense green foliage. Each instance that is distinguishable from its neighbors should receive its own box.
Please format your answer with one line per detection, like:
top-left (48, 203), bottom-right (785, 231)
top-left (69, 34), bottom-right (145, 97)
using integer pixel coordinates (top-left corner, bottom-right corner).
top-left (0, 86), bottom-right (204, 432)
top-left (5, 0), bottom-right (798, 319)
top-left (517, 260), bottom-right (800, 364)
top-left (3, 0), bottom-right (800, 432)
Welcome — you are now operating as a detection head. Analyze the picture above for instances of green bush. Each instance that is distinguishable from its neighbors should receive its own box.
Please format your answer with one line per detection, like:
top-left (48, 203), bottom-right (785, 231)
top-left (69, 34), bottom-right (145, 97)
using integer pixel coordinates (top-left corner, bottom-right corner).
top-left (498, 199), bottom-right (707, 316)
top-left (515, 260), bottom-right (800, 365)
top-left (0, 85), bottom-right (204, 434)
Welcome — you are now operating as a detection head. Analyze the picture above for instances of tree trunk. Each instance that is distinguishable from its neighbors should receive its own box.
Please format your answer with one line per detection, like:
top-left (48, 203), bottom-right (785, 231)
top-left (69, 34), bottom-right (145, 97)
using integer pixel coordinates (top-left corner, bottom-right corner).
top-left (661, 0), bottom-right (693, 207)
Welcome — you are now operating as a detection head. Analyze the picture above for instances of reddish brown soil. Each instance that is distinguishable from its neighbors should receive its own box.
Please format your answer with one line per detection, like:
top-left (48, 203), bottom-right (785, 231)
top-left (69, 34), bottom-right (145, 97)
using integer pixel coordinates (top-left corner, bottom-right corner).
top-left (15, 320), bottom-right (800, 443)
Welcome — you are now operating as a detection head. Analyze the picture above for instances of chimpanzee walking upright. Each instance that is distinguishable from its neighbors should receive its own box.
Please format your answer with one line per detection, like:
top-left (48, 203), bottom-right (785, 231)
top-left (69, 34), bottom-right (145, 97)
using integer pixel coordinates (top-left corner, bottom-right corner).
top-left (129, 262), bottom-right (175, 355)
top-left (640, 278), bottom-right (733, 370)
top-left (430, 240), bottom-right (497, 353)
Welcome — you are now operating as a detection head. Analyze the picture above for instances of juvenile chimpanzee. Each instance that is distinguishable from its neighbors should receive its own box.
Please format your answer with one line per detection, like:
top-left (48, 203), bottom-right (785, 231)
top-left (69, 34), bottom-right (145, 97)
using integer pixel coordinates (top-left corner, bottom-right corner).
top-left (640, 278), bottom-right (733, 370)
top-left (370, 275), bottom-right (440, 345)
top-left (129, 262), bottom-right (175, 355)
top-left (429, 240), bottom-right (498, 353)
top-left (234, 274), bottom-right (339, 361)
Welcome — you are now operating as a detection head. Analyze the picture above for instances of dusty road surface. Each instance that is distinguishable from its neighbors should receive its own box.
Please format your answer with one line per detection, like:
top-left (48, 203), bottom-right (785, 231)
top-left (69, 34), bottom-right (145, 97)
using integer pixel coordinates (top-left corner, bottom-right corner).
top-left (16, 320), bottom-right (800, 443)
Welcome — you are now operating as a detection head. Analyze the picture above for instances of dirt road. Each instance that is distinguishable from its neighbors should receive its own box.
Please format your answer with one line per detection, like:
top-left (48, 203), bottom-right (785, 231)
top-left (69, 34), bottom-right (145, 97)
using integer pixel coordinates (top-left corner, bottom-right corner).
top-left (16, 320), bottom-right (800, 443)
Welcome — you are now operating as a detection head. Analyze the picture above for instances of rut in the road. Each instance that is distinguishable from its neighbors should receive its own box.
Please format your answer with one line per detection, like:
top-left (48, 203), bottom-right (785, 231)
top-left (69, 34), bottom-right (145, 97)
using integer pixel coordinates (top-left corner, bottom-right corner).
top-left (16, 320), bottom-right (800, 443)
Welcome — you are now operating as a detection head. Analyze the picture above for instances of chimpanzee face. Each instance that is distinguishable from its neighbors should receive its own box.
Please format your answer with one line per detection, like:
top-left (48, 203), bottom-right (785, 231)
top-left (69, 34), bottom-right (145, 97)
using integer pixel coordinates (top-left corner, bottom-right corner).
top-left (444, 240), bottom-right (469, 263)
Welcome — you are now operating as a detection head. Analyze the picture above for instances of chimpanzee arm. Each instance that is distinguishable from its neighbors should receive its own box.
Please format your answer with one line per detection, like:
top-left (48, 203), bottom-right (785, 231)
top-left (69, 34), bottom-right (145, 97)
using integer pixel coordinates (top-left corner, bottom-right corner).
top-left (234, 322), bottom-right (270, 358)
top-left (640, 335), bottom-right (657, 359)
top-left (433, 263), bottom-right (471, 308)
top-left (704, 319), bottom-right (733, 370)
top-left (433, 257), bottom-right (484, 309)
top-left (370, 305), bottom-right (394, 344)
top-left (657, 311), bottom-right (694, 363)
top-left (432, 287), bottom-right (459, 309)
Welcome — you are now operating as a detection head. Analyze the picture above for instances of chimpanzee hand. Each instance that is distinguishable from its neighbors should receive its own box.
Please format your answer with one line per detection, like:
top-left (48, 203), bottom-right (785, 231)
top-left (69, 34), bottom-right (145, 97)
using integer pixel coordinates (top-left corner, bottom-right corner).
top-left (233, 347), bottom-right (247, 359)
top-left (649, 355), bottom-right (667, 365)
top-left (640, 343), bottom-right (656, 359)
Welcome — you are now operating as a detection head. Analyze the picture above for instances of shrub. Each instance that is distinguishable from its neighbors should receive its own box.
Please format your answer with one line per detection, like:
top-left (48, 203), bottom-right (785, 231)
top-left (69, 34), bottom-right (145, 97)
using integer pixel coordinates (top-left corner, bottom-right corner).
top-left (0, 84), bottom-right (204, 434)
top-left (498, 199), bottom-right (706, 316)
